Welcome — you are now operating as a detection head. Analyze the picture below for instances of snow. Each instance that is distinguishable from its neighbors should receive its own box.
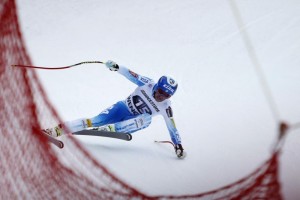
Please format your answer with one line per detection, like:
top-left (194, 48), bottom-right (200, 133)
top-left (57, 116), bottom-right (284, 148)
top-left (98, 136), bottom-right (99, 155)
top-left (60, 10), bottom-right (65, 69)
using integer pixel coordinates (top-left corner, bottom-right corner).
top-left (16, 0), bottom-right (300, 199)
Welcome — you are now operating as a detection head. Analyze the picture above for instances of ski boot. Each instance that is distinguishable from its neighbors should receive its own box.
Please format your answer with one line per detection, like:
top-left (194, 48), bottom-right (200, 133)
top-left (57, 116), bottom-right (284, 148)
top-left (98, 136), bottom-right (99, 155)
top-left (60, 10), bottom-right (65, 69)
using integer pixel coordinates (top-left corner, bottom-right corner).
top-left (43, 124), bottom-right (64, 137)
top-left (96, 124), bottom-right (116, 132)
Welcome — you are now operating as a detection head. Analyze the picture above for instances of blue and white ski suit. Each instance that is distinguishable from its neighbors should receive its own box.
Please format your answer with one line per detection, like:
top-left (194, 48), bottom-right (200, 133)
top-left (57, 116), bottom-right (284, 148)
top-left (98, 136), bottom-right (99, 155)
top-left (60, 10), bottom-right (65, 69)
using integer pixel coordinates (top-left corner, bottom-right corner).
top-left (67, 65), bottom-right (182, 145)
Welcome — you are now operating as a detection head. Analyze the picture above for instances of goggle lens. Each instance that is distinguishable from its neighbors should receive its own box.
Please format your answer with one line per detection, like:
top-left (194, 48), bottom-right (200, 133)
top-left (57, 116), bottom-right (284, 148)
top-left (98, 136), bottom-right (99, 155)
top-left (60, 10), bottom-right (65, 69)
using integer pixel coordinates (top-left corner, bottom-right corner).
top-left (157, 88), bottom-right (171, 98)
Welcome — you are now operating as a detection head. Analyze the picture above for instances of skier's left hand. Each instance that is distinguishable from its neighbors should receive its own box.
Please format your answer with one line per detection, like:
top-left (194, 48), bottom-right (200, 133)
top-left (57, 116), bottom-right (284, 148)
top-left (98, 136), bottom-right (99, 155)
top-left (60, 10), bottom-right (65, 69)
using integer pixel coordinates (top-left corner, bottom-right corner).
top-left (175, 144), bottom-right (186, 159)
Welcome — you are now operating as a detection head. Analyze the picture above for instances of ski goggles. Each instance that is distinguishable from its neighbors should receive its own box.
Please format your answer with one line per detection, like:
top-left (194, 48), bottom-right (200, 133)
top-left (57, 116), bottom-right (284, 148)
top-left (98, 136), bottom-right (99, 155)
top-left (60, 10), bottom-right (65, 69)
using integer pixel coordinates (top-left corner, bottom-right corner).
top-left (157, 88), bottom-right (171, 99)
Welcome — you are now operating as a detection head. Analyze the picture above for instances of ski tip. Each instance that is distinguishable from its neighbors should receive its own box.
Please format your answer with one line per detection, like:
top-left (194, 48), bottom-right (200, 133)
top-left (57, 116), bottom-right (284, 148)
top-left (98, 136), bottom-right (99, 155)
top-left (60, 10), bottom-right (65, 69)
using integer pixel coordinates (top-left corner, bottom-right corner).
top-left (127, 134), bottom-right (133, 141)
top-left (58, 141), bottom-right (64, 148)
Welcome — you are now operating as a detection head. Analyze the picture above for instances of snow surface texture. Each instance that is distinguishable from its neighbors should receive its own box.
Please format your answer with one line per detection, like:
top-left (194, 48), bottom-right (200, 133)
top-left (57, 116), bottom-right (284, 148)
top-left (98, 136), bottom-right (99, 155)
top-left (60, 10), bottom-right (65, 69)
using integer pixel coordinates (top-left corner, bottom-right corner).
top-left (17, 0), bottom-right (300, 199)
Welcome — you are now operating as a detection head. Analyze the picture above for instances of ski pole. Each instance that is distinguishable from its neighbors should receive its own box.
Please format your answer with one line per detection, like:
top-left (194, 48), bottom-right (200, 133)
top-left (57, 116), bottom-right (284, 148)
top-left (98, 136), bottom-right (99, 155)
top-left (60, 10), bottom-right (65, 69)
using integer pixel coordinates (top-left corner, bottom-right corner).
top-left (154, 140), bottom-right (175, 148)
top-left (11, 61), bottom-right (105, 70)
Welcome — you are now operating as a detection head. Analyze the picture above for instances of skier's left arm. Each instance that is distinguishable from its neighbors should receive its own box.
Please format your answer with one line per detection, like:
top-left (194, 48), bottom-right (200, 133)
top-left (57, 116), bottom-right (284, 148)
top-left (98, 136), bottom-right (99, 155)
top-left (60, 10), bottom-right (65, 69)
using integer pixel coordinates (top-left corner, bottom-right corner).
top-left (163, 106), bottom-right (186, 159)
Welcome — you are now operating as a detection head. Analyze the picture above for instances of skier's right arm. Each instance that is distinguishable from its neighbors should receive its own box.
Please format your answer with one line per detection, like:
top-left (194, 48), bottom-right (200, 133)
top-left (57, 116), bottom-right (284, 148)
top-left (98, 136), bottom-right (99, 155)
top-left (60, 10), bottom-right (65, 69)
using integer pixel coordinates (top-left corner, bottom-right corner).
top-left (105, 60), bottom-right (152, 86)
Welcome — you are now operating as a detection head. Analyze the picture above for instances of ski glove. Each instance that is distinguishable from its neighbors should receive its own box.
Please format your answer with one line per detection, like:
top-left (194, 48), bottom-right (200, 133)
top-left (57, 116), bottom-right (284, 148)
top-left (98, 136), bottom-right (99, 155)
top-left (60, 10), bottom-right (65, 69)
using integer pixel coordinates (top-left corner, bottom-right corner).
top-left (175, 144), bottom-right (186, 159)
top-left (105, 60), bottom-right (119, 71)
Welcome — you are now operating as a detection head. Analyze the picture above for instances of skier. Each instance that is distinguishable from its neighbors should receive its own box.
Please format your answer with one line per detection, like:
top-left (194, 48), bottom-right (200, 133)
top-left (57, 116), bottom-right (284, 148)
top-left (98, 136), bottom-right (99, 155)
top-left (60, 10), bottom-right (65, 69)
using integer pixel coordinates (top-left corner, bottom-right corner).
top-left (45, 60), bottom-right (186, 158)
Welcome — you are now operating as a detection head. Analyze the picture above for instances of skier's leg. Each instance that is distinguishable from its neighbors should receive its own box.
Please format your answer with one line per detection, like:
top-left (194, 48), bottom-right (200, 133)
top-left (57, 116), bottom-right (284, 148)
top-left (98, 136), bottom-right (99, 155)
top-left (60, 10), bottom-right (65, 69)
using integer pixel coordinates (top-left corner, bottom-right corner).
top-left (89, 101), bottom-right (132, 126)
top-left (43, 101), bottom-right (132, 137)
top-left (117, 113), bottom-right (152, 133)
top-left (98, 113), bottom-right (152, 134)
top-left (43, 101), bottom-right (151, 136)
top-left (63, 101), bottom-right (132, 133)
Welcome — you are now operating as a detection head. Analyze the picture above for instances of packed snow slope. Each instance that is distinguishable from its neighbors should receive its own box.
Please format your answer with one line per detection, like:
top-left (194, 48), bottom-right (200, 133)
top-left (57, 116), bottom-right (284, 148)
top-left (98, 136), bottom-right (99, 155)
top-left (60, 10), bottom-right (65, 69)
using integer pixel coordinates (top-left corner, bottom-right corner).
top-left (17, 0), bottom-right (300, 199)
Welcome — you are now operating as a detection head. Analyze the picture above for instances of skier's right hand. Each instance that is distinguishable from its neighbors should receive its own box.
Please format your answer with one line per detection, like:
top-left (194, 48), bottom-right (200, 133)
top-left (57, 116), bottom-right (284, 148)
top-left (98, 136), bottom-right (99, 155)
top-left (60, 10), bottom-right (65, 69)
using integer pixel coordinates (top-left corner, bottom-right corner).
top-left (175, 144), bottom-right (186, 159)
top-left (105, 60), bottom-right (119, 71)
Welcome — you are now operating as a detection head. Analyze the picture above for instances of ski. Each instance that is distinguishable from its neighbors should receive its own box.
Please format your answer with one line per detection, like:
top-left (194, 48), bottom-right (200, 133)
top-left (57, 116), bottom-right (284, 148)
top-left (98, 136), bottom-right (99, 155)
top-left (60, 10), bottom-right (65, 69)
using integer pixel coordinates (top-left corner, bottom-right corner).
top-left (72, 129), bottom-right (132, 141)
top-left (41, 130), bottom-right (64, 148)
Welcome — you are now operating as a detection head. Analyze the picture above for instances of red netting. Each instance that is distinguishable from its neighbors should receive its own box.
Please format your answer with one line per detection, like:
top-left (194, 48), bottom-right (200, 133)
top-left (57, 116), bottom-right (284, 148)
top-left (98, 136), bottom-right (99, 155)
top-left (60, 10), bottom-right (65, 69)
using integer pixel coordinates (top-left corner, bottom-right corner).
top-left (155, 151), bottom-right (283, 200)
top-left (0, 0), bottom-right (283, 199)
top-left (0, 1), bottom-right (147, 199)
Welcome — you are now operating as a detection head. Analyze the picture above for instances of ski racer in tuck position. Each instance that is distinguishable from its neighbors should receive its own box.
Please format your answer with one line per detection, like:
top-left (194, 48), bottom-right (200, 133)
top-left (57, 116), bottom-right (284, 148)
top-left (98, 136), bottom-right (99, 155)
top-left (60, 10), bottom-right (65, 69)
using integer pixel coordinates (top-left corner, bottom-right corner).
top-left (45, 60), bottom-right (186, 158)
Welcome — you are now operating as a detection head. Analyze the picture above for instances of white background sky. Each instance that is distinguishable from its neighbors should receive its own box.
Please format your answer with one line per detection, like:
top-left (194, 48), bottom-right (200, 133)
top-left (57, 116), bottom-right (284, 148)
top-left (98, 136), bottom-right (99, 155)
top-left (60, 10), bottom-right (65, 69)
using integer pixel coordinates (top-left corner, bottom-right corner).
top-left (17, 0), bottom-right (300, 199)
